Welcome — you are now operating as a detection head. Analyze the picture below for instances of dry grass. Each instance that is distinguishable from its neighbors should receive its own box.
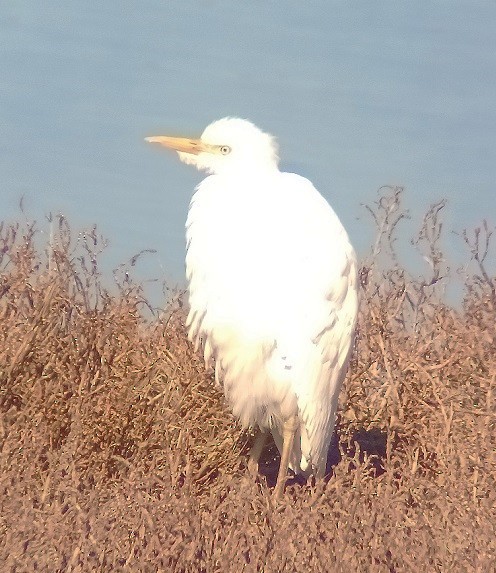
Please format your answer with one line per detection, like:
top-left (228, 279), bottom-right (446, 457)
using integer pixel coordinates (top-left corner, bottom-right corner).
top-left (1, 189), bottom-right (495, 572)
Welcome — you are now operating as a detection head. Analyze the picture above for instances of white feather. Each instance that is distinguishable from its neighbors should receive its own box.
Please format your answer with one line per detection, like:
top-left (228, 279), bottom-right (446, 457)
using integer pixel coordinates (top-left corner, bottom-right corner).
top-left (182, 119), bottom-right (358, 476)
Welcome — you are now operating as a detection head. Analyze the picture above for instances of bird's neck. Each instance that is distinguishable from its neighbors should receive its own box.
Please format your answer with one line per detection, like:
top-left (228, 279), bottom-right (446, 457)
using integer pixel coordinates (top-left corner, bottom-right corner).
top-left (212, 163), bottom-right (280, 179)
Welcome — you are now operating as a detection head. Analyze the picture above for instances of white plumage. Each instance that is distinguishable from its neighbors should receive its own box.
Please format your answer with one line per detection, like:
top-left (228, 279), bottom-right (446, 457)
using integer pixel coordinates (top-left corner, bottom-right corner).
top-left (146, 118), bottom-right (358, 498)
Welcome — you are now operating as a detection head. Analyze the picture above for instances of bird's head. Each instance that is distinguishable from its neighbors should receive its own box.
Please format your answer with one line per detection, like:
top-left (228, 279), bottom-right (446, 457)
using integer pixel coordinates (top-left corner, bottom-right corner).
top-left (145, 117), bottom-right (279, 175)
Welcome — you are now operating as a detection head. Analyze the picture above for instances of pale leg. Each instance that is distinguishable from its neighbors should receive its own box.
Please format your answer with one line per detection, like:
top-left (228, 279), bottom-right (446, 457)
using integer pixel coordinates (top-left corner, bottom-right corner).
top-left (248, 430), bottom-right (268, 477)
top-left (273, 415), bottom-right (299, 500)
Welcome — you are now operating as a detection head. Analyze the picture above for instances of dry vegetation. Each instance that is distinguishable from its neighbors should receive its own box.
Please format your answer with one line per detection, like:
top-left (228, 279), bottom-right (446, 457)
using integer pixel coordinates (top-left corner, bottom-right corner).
top-left (1, 188), bottom-right (495, 572)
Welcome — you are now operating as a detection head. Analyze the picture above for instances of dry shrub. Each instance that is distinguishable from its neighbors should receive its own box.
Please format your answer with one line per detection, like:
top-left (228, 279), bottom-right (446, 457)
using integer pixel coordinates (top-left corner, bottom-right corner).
top-left (0, 190), bottom-right (495, 572)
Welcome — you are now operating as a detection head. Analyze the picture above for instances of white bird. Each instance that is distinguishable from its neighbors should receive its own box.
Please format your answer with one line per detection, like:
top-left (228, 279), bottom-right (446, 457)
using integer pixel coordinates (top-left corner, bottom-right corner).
top-left (146, 118), bottom-right (358, 499)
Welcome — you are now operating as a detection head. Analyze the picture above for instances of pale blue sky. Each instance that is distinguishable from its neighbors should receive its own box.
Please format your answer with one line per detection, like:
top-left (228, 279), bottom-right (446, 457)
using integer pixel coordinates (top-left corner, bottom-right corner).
top-left (1, 1), bottom-right (495, 303)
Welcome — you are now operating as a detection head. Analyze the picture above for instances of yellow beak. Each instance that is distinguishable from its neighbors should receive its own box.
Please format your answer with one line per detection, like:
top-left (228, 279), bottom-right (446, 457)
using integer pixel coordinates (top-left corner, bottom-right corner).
top-left (144, 135), bottom-right (206, 155)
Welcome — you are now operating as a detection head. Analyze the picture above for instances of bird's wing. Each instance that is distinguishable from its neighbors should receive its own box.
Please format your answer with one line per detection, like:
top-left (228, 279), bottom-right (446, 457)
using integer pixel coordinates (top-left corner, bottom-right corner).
top-left (264, 174), bottom-right (359, 474)
top-left (293, 258), bottom-right (357, 475)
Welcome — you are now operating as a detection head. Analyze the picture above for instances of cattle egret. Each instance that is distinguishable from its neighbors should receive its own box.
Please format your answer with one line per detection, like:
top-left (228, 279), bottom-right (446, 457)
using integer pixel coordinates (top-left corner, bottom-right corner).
top-left (146, 118), bottom-right (358, 499)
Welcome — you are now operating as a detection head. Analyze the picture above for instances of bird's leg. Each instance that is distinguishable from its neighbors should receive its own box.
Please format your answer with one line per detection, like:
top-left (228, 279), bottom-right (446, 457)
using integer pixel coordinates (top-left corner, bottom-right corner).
top-left (248, 430), bottom-right (268, 477)
top-left (273, 414), bottom-right (299, 500)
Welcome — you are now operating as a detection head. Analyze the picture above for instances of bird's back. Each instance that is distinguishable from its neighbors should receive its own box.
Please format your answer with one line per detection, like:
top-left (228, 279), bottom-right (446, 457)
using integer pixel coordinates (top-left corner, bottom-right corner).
top-left (185, 170), bottom-right (358, 474)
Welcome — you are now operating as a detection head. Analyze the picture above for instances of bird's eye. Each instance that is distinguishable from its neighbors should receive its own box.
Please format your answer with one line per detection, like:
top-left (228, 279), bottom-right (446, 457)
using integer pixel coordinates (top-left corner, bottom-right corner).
top-left (219, 145), bottom-right (231, 155)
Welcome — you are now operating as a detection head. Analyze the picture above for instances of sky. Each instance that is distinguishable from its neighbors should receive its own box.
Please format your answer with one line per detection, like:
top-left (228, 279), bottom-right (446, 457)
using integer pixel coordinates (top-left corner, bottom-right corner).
top-left (1, 1), bottom-right (495, 305)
